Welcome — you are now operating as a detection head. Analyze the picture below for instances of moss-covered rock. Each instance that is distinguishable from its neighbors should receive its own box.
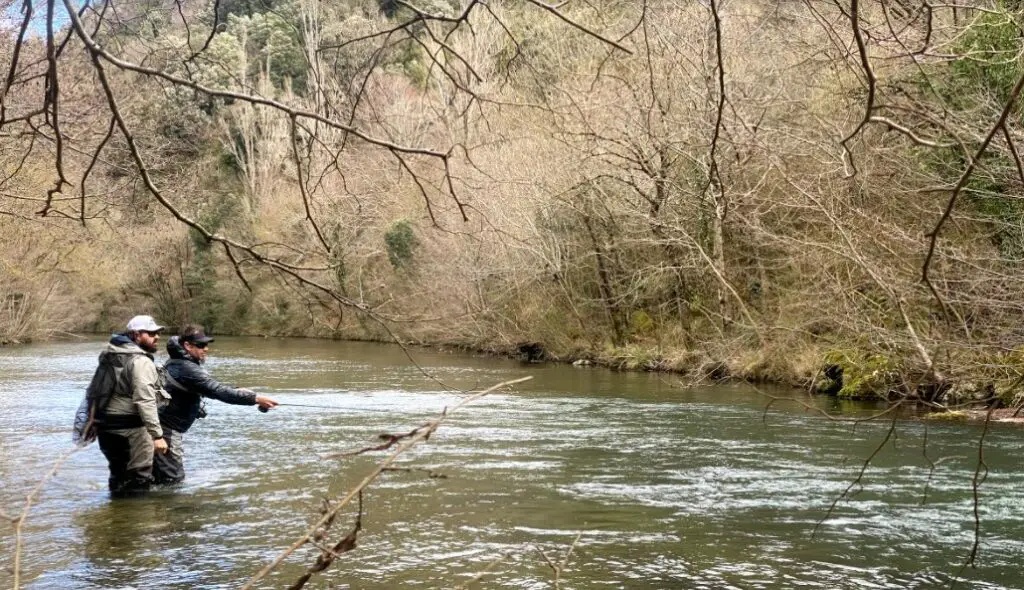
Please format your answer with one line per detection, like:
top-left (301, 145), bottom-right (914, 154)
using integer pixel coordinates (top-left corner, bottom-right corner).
top-left (821, 350), bottom-right (902, 400)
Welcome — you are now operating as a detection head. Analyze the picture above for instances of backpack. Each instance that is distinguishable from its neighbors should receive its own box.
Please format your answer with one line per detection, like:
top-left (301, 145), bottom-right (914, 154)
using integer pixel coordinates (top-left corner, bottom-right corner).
top-left (72, 359), bottom-right (117, 447)
top-left (73, 350), bottom-right (171, 446)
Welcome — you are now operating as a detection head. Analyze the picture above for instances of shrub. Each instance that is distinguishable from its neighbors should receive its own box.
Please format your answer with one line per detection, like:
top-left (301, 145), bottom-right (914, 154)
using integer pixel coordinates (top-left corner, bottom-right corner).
top-left (384, 220), bottom-right (418, 270)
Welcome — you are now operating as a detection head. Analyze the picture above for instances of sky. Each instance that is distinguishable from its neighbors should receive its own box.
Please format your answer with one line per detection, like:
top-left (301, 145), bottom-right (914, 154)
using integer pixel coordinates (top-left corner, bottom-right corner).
top-left (3, 0), bottom-right (71, 38)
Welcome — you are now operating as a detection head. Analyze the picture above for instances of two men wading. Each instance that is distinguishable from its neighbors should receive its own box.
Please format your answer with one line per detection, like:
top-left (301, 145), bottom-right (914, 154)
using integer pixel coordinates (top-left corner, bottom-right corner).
top-left (81, 316), bottom-right (277, 496)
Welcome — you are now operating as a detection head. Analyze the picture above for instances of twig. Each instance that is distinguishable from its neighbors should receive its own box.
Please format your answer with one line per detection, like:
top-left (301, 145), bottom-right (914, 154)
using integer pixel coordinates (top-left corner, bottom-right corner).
top-left (813, 411), bottom-right (900, 539)
top-left (322, 425), bottom-right (429, 459)
top-left (289, 114), bottom-right (331, 253)
top-left (869, 115), bottom-right (955, 148)
top-left (922, 70), bottom-right (1024, 317)
top-left (183, 0), bottom-right (222, 64)
top-left (840, 0), bottom-right (878, 177)
top-left (77, 116), bottom-right (115, 225)
top-left (452, 552), bottom-right (510, 589)
top-left (920, 424), bottom-right (934, 505)
top-left (524, 0), bottom-right (632, 54)
top-left (287, 491), bottom-right (364, 590)
top-left (11, 447), bottom-right (83, 589)
top-left (1, 0), bottom-right (34, 121)
top-left (537, 531), bottom-right (583, 589)
top-left (953, 405), bottom-right (995, 583)
top-left (561, 531), bottom-right (582, 570)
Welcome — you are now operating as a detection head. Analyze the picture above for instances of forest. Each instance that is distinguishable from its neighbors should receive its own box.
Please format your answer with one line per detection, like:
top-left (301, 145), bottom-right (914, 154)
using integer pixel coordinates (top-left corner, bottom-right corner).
top-left (2, 0), bottom-right (1024, 406)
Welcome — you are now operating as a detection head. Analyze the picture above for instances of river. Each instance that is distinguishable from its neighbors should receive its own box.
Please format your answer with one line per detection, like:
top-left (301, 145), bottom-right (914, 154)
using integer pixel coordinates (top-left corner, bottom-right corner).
top-left (0, 337), bottom-right (1022, 589)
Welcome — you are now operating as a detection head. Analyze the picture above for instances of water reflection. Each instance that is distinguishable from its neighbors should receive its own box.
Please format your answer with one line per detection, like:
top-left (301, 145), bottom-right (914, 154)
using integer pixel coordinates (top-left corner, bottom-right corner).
top-left (77, 499), bottom-right (176, 587)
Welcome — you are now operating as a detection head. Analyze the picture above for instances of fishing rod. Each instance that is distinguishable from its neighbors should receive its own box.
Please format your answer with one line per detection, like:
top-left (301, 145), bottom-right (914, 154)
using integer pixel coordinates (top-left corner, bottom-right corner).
top-left (259, 402), bottom-right (390, 413)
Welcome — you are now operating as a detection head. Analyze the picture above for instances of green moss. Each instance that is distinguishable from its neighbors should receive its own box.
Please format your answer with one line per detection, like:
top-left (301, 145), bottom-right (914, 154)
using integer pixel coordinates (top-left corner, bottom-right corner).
top-left (924, 410), bottom-right (969, 422)
top-left (822, 349), bottom-right (902, 400)
top-left (629, 310), bottom-right (655, 338)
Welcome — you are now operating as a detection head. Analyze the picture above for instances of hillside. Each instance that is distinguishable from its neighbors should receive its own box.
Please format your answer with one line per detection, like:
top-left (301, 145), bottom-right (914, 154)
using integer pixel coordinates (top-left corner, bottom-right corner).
top-left (2, 0), bottom-right (1023, 404)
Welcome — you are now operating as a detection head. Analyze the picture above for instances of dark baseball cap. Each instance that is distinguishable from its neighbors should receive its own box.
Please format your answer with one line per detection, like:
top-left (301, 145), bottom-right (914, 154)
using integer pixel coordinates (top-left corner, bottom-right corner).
top-left (181, 330), bottom-right (214, 345)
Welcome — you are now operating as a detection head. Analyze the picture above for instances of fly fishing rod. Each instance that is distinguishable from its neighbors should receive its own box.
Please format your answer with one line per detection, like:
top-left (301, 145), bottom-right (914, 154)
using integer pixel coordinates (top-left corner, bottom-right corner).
top-left (259, 402), bottom-right (390, 413)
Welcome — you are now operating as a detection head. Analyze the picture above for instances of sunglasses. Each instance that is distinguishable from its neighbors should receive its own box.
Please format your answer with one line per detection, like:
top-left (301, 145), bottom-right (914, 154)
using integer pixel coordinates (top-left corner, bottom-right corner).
top-left (141, 330), bottom-right (161, 337)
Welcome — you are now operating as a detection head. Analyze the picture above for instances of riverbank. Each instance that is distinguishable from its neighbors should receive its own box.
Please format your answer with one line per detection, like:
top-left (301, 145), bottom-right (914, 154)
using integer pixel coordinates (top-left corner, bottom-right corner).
top-left (6, 324), bottom-right (1015, 421)
top-left (280, 332), bottom-right (1020, 415)
top-left (360, 335), bottom-right (1024, 423)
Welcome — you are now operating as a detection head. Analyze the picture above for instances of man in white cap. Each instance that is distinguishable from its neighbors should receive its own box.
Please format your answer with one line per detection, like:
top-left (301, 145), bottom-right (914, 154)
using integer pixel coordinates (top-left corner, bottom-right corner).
top-left (85, 314), bottom-right (169, 496)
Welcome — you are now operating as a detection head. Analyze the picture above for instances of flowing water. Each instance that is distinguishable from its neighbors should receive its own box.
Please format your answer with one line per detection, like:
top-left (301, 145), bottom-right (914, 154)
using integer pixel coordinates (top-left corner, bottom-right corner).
top-left (1, 338), bottom-right (1023, 589)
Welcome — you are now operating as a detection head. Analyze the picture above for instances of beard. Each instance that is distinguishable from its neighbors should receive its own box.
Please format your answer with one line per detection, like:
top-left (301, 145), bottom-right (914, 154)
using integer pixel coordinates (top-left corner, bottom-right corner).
top-left (138, 339), bottom-right (158, 354)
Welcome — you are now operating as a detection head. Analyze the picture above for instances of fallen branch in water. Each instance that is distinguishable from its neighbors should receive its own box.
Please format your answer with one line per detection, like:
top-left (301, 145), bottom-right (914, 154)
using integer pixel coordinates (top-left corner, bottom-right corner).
top-left (321, 424), bottom-right (430, 459)
top-left (537, 531), bottom-right (583, 590)
top-left (242, 375), bottom-right (533, 589)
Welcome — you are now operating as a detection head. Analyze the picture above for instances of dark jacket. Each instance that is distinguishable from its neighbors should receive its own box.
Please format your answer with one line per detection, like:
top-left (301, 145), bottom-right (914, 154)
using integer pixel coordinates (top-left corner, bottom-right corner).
top-left (159, 336), bottom-right (256, 433)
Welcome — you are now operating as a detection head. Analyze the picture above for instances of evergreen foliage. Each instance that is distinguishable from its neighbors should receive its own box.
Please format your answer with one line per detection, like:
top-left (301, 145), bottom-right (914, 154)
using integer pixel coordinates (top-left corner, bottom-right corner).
top-left (384, 220), bottom-right (417, 270)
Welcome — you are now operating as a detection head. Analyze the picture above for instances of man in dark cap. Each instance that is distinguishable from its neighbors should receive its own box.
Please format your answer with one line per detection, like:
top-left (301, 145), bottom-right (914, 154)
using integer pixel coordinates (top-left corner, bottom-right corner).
top-left (153, 324), bottom-right (278, 484)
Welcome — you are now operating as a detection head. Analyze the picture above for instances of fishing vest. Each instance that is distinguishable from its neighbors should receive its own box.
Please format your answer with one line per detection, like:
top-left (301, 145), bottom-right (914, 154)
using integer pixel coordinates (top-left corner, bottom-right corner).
top-left (87, 352), bottom-right (168, 426)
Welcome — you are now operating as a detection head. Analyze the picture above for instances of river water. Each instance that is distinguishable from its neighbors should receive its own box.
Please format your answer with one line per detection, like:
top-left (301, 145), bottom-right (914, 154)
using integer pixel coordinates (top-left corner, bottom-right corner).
top-left (1, 338), bottom-right (1022, 589)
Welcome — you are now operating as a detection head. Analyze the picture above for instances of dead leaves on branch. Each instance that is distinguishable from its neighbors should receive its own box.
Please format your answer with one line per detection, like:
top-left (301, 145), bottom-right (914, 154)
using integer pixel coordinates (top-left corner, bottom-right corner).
top-left (287, 492), bottom-right (364, 590)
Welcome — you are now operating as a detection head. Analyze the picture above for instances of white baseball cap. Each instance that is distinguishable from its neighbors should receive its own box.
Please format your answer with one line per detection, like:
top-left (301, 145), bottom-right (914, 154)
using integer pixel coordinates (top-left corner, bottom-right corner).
top-left (126, 315), bottom-right (164, 333)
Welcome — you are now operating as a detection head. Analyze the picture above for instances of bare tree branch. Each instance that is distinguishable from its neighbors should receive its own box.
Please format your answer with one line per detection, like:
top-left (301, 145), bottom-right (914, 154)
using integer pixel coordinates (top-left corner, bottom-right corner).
top-left (524, 0), bottom-right (632, 54)
top-left (813, 411), bottom-right (901, 539)
top-left (922, 71), bottom-right (1024, 318)
top-left (839, 0), bottom-right (878, 177)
